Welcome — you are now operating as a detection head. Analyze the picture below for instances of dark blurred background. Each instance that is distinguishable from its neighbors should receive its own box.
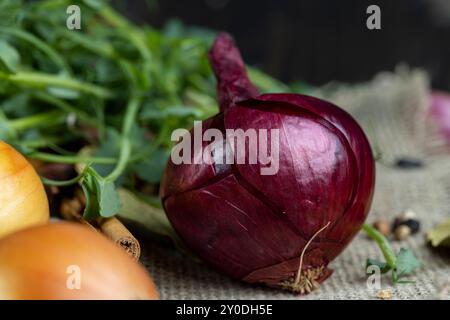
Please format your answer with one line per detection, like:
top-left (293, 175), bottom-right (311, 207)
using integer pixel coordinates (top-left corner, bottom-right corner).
top-left (115, 0), bottom-right (450, 90)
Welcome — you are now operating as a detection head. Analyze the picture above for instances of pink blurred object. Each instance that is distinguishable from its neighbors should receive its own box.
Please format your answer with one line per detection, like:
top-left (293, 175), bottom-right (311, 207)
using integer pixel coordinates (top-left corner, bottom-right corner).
top-left (430, 91), bottom-right (450, 146)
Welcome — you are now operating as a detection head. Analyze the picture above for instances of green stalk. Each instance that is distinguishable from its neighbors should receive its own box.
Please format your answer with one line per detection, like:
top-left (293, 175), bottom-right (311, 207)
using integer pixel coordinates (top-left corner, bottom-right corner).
top-left (9, 110), bottom-right (65, 131)
top-left (5, 71), bottom-right (113, 99)
top-left (104, 94), bottom-right (141, 182)
top-left (362, 223), bottom-right (397, 269)
top-left (41, 166), bottom-right (88, 187)
top-left (20, 137), bottom-right (63, 149)
top-left (28, 148), bottom-right (150, 166)
top-left (28, 152), bottom-right (117, 165)
top-left (61, 30), bottom-right (116, 59)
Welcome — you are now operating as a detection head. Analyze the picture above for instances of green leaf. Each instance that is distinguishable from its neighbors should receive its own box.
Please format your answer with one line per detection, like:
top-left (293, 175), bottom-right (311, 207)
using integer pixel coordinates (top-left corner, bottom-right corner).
top-left (82, 0), bottom-right (106, 10)
top-left (1, 93), bottom-right (31, 117)
top-left (92, 128), bottom-right (122, 177)
top-left (427, 218), bottom-right (450, 248)
top-left (94, 59), bottom-right (122, 83)
top-left (0, 0), bottom-right (22, 27)
top-left (132, 148), bottom-right (168, 184)
top-left (93, 125), bottom-right (151, 183)
top-left (0, 60), bottom-right (11, 74)
top-left (81, 167), bottom-right (122, 220)
top-left (395, 248), bottom-right (422, 277)
top-left (99, 180), bottom-right (121, 217)
top-left (366, 258), bottom-right (391, 274)
top-left (363, 224), bottom-right (421, 286)
top-left (0, 40), bottom-right (20, 73)
top-left (0, 111), bottom-right (15, 141)
top-left (81, 172), bottom-right (100, 220)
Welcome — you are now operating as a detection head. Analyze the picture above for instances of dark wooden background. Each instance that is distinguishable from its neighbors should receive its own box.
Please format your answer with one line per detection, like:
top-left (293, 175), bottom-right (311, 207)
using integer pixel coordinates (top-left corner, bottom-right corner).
top-left (116, 0), bottom-right (450, 90)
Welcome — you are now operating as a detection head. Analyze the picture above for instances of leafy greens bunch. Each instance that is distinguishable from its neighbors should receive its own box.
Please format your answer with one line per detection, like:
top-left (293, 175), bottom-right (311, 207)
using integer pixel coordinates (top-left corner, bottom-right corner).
top-left (0, 0), bottom-right (286, 220)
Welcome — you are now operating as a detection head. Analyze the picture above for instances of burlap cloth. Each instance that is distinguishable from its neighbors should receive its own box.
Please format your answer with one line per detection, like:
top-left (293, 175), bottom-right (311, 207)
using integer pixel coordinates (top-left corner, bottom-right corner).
top-left (140, 66), bottom-right (450, 299)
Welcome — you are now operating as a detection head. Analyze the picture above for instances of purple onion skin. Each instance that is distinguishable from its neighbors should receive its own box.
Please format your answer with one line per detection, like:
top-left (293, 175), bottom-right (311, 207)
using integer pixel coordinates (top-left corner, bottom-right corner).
top-left (161, 33), bottom-right (375, 291)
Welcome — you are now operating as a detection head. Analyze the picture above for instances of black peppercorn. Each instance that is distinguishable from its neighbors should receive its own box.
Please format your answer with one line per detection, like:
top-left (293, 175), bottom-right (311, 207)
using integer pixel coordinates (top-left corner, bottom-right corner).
top-left (393, 218), bottom-right (420, 233)
top-left (394, 157), bottom-right (424, 169)
top-left (401, 219), bottom-right (420, 234)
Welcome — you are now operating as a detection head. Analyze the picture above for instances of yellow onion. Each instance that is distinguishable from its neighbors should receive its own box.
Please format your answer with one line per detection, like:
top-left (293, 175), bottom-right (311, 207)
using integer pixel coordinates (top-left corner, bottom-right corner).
top-left (0, 141), bottom-right (49, 238)
top-left (0, 222), bottom-right (159, 300)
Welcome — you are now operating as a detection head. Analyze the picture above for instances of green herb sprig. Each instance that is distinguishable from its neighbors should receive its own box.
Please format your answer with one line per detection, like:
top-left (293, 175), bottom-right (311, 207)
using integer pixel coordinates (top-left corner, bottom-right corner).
top-left (363, 223), bottom-right (422, 285)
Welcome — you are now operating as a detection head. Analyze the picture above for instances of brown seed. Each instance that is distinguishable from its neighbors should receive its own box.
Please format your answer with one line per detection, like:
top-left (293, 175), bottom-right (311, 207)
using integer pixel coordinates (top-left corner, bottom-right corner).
top-left (49, 186), bottom-right (59, 195)
top-left (376, 288), bottom-right (393, 300)
top-left (394, 225), bottom-right (411, 240)
top-left (373, 218), bottom-right (391, 236)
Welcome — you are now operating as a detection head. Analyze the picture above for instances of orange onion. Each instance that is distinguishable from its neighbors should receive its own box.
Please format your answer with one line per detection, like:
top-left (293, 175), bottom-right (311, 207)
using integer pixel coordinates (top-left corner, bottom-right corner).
top-left (0, 222), bottom-right (159, 300)
top-left (0, 140), bottom-right (49, 238)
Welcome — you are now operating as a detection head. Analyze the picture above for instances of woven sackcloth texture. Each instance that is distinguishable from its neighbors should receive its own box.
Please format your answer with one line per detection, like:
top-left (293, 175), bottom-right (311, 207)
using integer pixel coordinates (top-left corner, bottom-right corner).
top-left (140, 67), bottom-right (450, 299)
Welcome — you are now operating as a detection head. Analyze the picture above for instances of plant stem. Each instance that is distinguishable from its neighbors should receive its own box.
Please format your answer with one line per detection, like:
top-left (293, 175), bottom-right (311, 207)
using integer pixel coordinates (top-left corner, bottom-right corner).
top-left (41, 168), bottom-right (88, 187)
top-left (28, 146), bottom-right (151, 166)
top-left (9, 110), bottom-right (65, 131)
top-left (20, 137), bottom-right (63, 149)
top-left (362, 223), bottom-right (397, 269)
top-left (6, 71), bottom-right (113, 99)
top-left (28, 152), bottom-right (116, 165)
top-left (104, 94), bottom-right (141, 182)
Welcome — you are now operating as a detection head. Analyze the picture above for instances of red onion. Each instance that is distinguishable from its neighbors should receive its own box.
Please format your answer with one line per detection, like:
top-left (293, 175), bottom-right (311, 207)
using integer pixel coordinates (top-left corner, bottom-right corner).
top-left (161, 33), bottom-right (375, 294)
top-left (430, 91), bottom-right (450, 147)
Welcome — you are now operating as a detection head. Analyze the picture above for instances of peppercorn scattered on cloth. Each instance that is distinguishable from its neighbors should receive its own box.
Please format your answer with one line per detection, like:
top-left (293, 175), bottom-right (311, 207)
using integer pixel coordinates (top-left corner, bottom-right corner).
top-left (141, 66), bottom-right (450, 300)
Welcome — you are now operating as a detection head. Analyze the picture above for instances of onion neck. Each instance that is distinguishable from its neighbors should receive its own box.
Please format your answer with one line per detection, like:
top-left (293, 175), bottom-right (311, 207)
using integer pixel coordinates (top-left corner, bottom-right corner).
top-left (209, 32), bottom-right (259, 112)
